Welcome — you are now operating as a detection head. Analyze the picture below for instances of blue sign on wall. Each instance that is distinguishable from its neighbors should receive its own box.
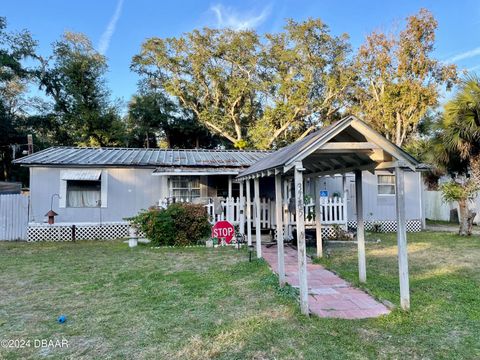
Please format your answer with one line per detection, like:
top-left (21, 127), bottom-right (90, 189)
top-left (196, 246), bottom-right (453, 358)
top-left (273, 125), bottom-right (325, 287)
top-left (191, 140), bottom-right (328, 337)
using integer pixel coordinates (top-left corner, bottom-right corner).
top-left (320, 190), bottom-right (329, 197)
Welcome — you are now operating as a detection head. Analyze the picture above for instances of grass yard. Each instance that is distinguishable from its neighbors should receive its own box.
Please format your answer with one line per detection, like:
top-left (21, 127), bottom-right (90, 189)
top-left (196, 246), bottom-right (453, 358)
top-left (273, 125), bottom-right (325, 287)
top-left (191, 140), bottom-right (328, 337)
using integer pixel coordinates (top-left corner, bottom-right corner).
top-left (1, 232), bottom-right (479, 359)
top-left (425, 219), bottom-right (460, 226)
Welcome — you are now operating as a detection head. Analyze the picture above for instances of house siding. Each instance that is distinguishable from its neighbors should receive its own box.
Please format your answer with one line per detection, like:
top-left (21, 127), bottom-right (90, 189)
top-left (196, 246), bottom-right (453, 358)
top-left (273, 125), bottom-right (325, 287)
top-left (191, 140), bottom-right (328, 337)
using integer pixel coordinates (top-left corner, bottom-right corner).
top-left (314, 171), bottom-right (422, 221)
top-left (29, 167), bottom-right (422, 224)
top-left (30, 167), bottom-right (167, 223)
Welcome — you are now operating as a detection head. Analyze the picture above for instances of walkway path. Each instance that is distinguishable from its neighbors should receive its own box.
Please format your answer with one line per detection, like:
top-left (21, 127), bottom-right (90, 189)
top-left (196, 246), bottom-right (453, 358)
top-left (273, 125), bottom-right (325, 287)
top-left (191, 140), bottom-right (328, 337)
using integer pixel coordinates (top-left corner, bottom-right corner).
top-left (262, 245), bottom-right (390, 319)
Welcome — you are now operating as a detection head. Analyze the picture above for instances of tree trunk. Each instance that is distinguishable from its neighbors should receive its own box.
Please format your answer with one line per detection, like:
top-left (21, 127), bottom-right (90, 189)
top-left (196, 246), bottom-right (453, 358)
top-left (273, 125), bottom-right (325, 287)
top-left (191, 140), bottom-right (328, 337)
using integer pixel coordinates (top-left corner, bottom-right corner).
top-left (466, 210), bottom-right (476, 235)
top-left (458, 198), bottom-right (476, 236)
top-left (470, 156), bottom-right (480, 186)
top-left (395, 113), bottom-right (402, 147)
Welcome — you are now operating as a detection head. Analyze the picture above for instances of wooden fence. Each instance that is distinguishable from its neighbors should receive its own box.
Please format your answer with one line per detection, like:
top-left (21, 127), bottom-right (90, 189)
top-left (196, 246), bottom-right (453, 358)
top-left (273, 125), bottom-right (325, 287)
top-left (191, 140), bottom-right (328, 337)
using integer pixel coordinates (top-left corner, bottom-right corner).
top-left (0, 194), bottom-right (29, 241)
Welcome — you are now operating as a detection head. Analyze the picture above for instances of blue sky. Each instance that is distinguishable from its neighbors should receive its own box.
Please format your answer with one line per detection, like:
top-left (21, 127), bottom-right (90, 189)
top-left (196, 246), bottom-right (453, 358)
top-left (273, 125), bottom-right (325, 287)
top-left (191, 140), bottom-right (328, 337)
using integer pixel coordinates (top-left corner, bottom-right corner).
top-left (3, 0), bottom-right (480, 105)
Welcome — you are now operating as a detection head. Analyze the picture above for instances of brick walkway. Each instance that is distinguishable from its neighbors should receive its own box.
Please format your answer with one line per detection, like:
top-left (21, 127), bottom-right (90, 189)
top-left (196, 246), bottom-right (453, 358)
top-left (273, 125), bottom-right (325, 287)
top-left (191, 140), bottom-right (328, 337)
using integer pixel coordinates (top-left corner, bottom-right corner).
top-left (262, 245), bottom-right (390, 319)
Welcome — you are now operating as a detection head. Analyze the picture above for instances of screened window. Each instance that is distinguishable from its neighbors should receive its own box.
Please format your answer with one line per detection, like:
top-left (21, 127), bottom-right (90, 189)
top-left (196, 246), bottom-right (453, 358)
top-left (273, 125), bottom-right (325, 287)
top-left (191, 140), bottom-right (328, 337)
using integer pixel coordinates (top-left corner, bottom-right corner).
top-left (170, 176), bottom-right (200, 201)
top-left (67, 180), bottom-right (101, 207)
top-left (377, 175), bottom-right (395, 195)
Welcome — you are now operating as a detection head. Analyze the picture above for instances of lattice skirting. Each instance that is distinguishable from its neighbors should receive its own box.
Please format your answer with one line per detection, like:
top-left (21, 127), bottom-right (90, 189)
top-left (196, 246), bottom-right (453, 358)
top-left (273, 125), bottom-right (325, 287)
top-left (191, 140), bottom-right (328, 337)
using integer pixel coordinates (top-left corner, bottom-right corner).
top-left (346, 220), bottom-right (422, 233)
top-left (320, 227), bottom-right (344, 239)
top-left (27, 222), bottom-right (139, 242)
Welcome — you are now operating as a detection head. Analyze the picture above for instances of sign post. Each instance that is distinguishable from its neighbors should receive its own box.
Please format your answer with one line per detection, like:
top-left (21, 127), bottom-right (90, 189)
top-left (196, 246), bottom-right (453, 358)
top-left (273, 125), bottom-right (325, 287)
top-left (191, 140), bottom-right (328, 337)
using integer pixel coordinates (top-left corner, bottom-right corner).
top-left (211, 221), bottom-right (235, 244)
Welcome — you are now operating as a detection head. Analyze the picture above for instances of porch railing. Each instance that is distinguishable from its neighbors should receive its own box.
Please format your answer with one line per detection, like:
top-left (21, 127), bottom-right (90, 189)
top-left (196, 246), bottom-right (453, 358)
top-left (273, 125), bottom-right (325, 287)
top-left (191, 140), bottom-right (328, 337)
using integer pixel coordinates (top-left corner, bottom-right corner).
top-left (205, 197), bottom-right (273, 229)
top-left (203, 195), bottom-right (348, 229)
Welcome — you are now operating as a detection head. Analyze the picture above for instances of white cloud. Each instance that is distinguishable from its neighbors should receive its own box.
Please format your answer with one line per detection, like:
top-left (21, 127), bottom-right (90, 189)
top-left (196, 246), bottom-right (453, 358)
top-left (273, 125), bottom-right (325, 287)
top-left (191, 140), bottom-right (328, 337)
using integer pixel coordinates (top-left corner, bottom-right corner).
top-left (210, 4), bottom-right (270, 30)
top-left (98, 0), bottom-right (124, 55)
top-left (445, 46), bottom-right (480, 63)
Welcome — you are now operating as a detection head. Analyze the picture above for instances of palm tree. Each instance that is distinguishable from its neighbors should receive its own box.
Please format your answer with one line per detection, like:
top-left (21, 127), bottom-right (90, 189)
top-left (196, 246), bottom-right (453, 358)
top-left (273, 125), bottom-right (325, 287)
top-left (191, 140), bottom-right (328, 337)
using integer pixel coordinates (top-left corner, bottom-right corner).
top-left (434, 75), bottom-right (480, 235)
top-left (442, 75), bottom-right (480, 183)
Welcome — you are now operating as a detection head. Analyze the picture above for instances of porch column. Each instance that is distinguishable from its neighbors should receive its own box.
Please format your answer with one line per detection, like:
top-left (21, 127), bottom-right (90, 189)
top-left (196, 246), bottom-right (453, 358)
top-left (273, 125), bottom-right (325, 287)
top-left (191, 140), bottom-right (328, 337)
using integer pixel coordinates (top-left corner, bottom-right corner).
top-left (294, 162), bottom-right (309, 316)
top-left (275, 173), bottom-right (286, 286)
top-left (227, 176), bottom-right (233, 222)
top-left (239, 180), bottom-right (245, 235)
top-left (283, 178), bottom-right (290, 240)
top-left (355, 170), bottom-right (366, 283)
top-left (342, 174), bottom-right (347, 194)
top-left (395, 167), bottom-right (410, 310)
top-left (246, 179), bottom-right (252, 246)
top-left (254, 177), bottom-right (262, 258)
top-left (419, 173), bottom-right (426, 230)
top-left (314, 177), bottom-right (323, 258)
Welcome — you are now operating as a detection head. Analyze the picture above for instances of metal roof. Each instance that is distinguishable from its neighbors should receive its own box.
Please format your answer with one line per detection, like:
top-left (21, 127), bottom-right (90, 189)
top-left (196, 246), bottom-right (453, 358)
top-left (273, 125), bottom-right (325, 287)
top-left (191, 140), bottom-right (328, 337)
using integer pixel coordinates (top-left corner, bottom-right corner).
top-left (237, 115), bottom-right (421, 179)
top-left (237, 121), bottom-right (342, 178)
top-left (14, 147), bottom-right (271, 168)
top-left (152, 166), bottom-right (241, 175)
top-left (60, 169), bottom-right (102, 180)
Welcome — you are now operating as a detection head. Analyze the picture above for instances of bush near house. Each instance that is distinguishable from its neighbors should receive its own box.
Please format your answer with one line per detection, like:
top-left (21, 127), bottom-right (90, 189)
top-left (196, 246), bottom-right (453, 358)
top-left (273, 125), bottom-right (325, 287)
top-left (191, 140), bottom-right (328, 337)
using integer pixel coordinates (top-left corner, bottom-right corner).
top-left (129, 203), bottom-right (211, 246)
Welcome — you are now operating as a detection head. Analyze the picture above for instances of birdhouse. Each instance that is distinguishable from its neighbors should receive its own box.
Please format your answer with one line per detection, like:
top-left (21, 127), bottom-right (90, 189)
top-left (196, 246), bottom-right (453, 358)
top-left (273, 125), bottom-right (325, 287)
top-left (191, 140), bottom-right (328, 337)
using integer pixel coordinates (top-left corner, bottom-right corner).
top-left (45, 210), bottom-right (58, 224)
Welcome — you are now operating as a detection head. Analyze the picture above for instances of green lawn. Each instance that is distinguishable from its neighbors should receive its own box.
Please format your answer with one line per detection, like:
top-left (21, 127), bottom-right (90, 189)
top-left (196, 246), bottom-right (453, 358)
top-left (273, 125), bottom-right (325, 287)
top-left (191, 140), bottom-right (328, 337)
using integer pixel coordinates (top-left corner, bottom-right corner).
top-left (1, 232), bottom-right (479, 359)
top-left (426, 219), bottom-right (460, 226)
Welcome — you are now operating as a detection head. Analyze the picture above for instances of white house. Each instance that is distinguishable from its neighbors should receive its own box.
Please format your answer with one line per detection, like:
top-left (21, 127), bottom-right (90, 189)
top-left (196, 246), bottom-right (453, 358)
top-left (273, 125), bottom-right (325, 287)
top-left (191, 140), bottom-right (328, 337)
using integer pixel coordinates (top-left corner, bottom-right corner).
top-left (14, 143), bottom-right (424, 241)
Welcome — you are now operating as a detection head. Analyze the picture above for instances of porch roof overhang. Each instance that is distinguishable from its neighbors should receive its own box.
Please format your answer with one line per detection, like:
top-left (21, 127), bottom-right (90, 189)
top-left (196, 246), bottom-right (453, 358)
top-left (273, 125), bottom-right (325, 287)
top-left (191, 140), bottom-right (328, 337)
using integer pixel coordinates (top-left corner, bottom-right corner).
top-left (236, 115), bottom-right (423, 181)
top-left (60, 169), bottom-right (102, 180)
top-left (152, 166), bottom-right (241, 176)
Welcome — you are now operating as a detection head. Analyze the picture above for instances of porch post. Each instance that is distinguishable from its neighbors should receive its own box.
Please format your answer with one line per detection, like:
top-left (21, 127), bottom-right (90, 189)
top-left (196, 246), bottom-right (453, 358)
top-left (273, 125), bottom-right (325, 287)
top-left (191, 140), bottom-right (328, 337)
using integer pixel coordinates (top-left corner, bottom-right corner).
top-left (294, 162), bottom-right (309, 316)
top-left (395, 167), bottom-right (410, 310)
top-left (254, 177), bottom-right (262, 258)
top-left (419, 173), bottom-right (426, 230)
top-left (283, 178), bottom-right (290, 240)
top-left (355, 170), bottom-right (367, 283)
top-left (275, 173), bottom-right (286, 286)
top-left (227, 176), bottom-right (233, 222)
top-left (314, 177), bottom-right (323, 258)
top-left (246, 179), bottom-right (252, 246)
top-left (342, 174), bottom-right (347, 194)
top-left (239, 180), bottom-right (245, 235)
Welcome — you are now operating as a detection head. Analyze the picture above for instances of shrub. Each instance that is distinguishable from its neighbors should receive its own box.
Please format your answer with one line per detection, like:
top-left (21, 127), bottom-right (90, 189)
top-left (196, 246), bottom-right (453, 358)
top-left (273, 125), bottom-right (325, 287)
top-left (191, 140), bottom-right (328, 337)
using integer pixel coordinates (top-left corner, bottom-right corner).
top-left (128, 203), bottom-right (211, 246)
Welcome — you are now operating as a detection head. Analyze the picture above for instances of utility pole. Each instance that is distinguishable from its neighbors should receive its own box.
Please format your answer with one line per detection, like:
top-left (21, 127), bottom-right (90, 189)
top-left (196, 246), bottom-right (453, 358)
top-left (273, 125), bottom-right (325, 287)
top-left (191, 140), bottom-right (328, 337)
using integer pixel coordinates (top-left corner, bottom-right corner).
top-left (27, 134), bottom-right (34, 154)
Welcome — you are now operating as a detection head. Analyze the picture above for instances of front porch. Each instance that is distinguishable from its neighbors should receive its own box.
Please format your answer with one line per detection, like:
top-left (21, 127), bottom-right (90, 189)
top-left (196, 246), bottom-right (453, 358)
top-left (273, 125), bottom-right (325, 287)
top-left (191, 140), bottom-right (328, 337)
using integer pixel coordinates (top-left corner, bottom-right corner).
top-left (235, 116), bottom-right (425, 316)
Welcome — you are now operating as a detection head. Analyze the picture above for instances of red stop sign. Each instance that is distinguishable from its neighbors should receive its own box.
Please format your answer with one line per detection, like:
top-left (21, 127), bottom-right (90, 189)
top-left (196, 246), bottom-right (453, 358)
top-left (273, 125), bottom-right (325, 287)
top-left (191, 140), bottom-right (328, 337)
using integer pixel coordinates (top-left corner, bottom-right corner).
top-left (211, 221), bottom-right (235, 243)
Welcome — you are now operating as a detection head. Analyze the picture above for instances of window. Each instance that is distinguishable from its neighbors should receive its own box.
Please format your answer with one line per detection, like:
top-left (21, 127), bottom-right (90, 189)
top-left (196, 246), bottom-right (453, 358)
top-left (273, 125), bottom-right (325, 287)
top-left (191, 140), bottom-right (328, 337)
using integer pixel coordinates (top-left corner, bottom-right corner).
top-left (59, 169), bottom-right (107, 208)
top-left (67, 180), bottom-right (101, 207)
top-left (377, 174), bottom-right (395, 195)
top-left (170, 176), bottom-right (200, 201)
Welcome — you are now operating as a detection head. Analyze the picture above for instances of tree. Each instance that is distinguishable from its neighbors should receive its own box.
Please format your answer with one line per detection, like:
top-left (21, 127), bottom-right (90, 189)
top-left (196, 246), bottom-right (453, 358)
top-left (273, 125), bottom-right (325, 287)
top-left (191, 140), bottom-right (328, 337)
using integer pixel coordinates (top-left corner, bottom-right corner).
top-left (37, 32), bottom-right (125, 146)
top-left (126, 91), bottom-right (221, 148)
top-left (252, 19), bottom-right (354, 148)
top-left (352, 9), bottom-right (457, 147)
top-left (132, 28), bottom-right (260, 148)
top-left (0, 16), bottom-right (37, 181)
top-left (441, 75), bottom-right (480, 184)
top-left (132, 19), bottom-right (354, 149)
top-left (428, 75), bottom-right (480, 235)
top-left (440, 180), bottom-right (478, 236)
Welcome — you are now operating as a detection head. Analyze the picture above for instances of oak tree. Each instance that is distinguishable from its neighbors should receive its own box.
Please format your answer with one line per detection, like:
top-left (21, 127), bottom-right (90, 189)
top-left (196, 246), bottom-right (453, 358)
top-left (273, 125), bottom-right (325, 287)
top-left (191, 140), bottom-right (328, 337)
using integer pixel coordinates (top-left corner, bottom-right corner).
top-left (352, 9), bottom-right (457, 147)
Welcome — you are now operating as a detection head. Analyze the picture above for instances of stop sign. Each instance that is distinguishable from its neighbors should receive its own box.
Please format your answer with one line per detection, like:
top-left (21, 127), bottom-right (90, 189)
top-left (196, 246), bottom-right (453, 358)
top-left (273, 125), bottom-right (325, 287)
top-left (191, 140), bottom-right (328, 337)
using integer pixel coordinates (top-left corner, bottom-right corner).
top-left (211, 221), bottom-right (235, 244)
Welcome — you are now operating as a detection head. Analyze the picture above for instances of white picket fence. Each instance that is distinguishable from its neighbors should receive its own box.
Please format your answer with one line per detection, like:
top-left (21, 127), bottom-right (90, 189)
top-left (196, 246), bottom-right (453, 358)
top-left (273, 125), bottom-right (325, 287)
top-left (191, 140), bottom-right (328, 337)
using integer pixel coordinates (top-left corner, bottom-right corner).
top-left (0, 194), bottom-right (29, 241)
top-left (204, 196), bottom-right (347, 229)
top-left (304, 196), bottom-right (348, 226)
